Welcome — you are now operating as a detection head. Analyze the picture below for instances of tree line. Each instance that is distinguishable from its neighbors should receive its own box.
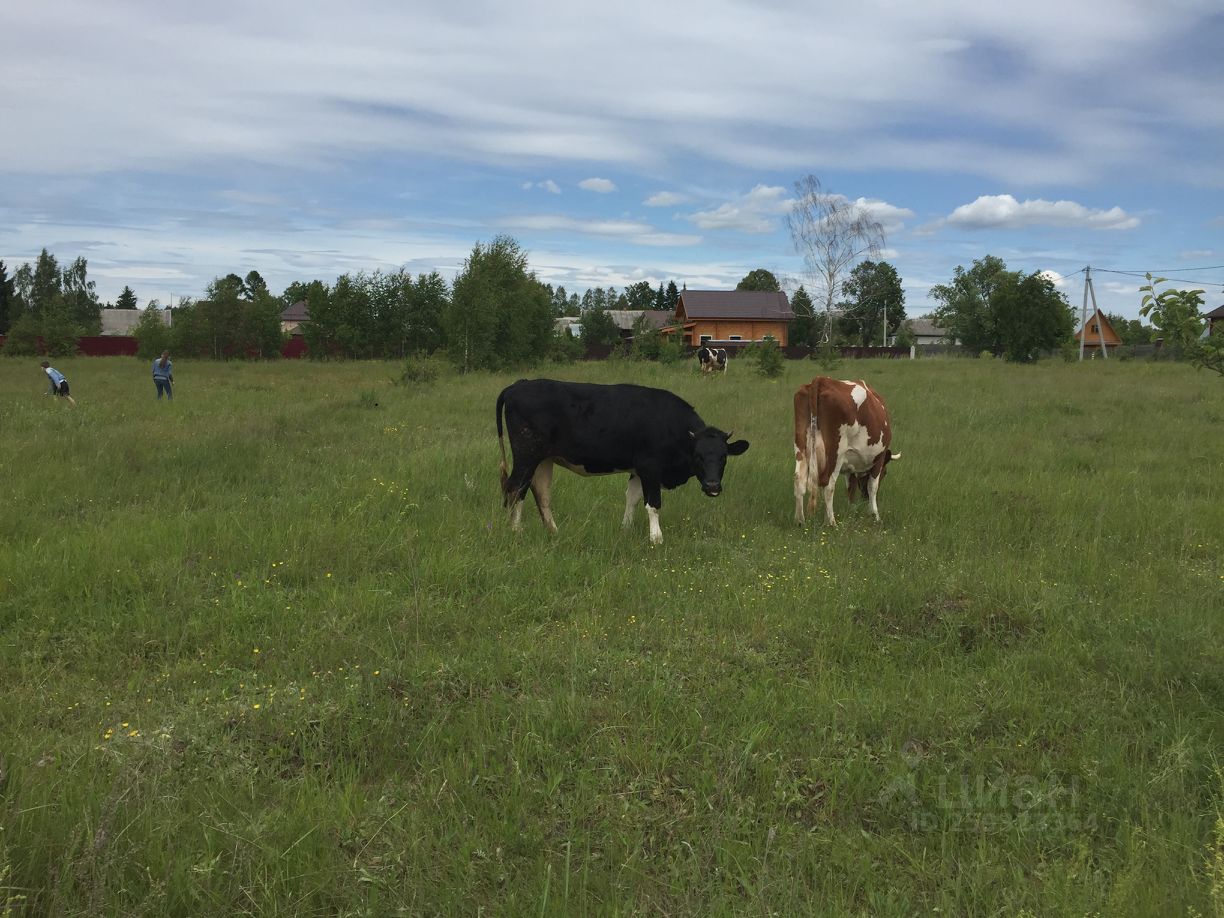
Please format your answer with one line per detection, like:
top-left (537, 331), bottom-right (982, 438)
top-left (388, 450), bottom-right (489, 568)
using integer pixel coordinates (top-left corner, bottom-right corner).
top-left (5, 234), bottom-right (1203, 371)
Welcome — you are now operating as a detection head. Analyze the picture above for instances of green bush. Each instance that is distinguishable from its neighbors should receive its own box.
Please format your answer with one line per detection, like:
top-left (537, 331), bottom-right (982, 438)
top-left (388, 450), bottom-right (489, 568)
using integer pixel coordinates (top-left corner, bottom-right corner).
top-left (752, 338), bottom-right (785, 378)
top-left (548, 329), bottom-right (584, 363)
top-left (814, 338), bottom-right (840, 371)
top-left (399, 357), bottom-right (441, 384)
top-left (657, 334), bottom-right (687, 365)
top-left (2, 313), bottom-right (41, 357)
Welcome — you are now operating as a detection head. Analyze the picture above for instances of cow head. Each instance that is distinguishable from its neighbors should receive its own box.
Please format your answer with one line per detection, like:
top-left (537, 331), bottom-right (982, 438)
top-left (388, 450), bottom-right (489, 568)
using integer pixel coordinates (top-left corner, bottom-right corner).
top-left (690, 427), bottom-right (750, 496)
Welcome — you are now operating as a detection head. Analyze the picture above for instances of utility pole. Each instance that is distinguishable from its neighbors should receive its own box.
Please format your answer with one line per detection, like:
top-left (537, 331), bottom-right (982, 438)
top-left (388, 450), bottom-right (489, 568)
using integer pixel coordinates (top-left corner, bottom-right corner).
top-left (1079, 266), bottom-right (1105, 361)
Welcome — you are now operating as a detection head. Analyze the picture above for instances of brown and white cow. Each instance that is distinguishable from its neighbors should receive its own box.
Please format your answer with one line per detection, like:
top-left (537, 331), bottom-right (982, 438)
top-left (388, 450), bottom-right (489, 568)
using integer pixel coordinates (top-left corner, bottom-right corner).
top-left (793, 376), bottom-right (899, 526)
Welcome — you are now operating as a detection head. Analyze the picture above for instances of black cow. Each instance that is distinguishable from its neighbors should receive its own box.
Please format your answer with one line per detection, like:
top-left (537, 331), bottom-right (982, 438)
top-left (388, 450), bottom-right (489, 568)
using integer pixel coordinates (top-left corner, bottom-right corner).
top-left (496, 379), bottom-right (749, 545)
top-left (697, 346), bottom-right (728, 373)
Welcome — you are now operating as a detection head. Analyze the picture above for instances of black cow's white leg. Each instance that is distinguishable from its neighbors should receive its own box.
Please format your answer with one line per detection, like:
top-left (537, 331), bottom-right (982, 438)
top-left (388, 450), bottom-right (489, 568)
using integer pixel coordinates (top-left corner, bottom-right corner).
top-left (530, 460), bottom-right (558, 533)
top-left (504, 460), bottom-right (537, 533)
top-left (622, 474), bottom-right (643, 528)
top-left (640, 477), bottom-right (664, 545)
top-left (646, 506), bottom-right (662, 545)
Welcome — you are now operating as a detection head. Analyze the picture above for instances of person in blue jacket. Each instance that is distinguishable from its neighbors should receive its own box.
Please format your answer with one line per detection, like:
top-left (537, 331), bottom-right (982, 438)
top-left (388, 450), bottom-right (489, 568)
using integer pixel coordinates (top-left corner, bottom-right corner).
top-left (41, 361), bottom-right (77, 407)
top-left (152, 351), bottom-right (173, 399)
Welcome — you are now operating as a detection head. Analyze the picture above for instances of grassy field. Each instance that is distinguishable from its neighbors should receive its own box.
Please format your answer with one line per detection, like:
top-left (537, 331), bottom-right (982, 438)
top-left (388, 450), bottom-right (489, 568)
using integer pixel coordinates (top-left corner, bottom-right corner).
top-left (1, 353), bottom-right (1222, 916)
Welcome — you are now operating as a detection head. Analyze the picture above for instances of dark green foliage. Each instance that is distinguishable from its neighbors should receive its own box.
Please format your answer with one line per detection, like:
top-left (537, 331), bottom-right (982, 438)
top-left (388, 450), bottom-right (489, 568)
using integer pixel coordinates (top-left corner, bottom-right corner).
top-left (579, 307), bottom-right (620, 348)
top-left (838, 260), bottom-right (906, 346)
top-left (931, 255), bottom-right (1073, 361)
top-left (7, 249), bottom-right (101, 335)
top-left (170, 272), bottom-right (287, 359)
top-left (751, 337), bottom-right (784, 377)
top-left (398, 357), bottom-right (441, 385)
top-left (813, 336), bottom-right (841, 370)
top-left (665, 280), bottom-right (681, 312)
top-left (1104, 312), bottom-right (1155, 345)
top-left (657, 332), bottom-right (687, 364)
top-left (1190, 331), bottom-right (1224, 376)
top-left (114, 286), bottom-right (139, 310)
top-left (133, 307), bottom-right (171, 359)
top-left (442, 235), bottom-right (553, 371)
top-left (736, 268), bottom-right (781, 292)
top-left (629, 313), bottom-right (663, 360)
top-left (623, 280), bottom-right (656, 310)
top-left (2, 312), bottom-right (41, 356)
top-left (548, 327), bottom-right (584, 363)
top-left (994, 272), bottom-right (1075, 363)
top-left (39, 306), bottom-right (82, 357)
top-left (1139, 275), bottom-right (1206, 356)
top-left (930, 255), bottom-right (1009, 354)
top-left (789, 286), bottom-right (817, 348)
top-left (0, 260), bottom-right (13, 334)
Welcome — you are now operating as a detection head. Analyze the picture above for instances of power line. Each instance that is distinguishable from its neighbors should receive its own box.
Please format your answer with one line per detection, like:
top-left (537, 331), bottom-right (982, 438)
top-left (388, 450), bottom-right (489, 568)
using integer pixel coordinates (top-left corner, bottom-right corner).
top-left (1094, 268), bottom-right (1224, 289)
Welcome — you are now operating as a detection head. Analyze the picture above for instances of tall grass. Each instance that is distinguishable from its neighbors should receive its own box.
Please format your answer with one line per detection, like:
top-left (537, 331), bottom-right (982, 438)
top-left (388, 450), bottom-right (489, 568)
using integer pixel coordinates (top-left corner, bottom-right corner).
top-left (0, 355), bottom-right (1221, 915)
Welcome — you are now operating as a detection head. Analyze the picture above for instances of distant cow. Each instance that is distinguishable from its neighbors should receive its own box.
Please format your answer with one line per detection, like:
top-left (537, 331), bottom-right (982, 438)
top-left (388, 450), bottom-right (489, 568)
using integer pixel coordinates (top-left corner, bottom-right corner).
top-left (496, 379), bottom-right (749, 545)
top-left (793, 376), bottom-right (899, 526)
top-left (697, 346), bottom-right (728, 373)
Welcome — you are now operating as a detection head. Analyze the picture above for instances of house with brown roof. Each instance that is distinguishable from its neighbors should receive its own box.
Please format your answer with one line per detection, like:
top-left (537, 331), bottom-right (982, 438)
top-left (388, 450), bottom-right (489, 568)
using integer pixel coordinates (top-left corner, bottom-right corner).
top-left (281, 300), bottom-right (309, 334)
top-left (1205, 304), bottom-right (1224, 336)
top-left (1074, 308), bottom-right (1122, 353)
top-left (664, 290), bottom-right (794, 346)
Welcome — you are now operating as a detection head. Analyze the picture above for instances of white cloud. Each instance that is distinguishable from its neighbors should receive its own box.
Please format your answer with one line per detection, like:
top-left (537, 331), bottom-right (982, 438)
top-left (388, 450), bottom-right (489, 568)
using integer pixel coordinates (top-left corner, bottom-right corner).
top-left (945, 195), bottom-right (1140, 231)
top-left (501, 214), bottom-right (699, 247)
top-left (688, 184), bottom-right (792, 233)
top-left (848, 198), bottom-right (915, 236)
top-left (644, 191), bottom-right (688, 207)
top-left (579, 178), bottom-right (617, 194)
top-left (522, 180), bottom-right (561, 194)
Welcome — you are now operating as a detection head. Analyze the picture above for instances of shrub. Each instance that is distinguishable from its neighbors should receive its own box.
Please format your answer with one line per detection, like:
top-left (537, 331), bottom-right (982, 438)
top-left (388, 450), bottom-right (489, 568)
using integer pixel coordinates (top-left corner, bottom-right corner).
top-left (2, 313), bottom-right (41, 357)
top-left (813, 338), bottom-right (840, 371)
top-left (979, 349), bottom-right (994, 360)
top-left (399, 358), bottom-right (441, 385)
top-left (752, 338), bottom-right (785, 378)
top-left (548, 329), bottom-right (584, 363)
top-left (657, 334), bottom-right (687, 365)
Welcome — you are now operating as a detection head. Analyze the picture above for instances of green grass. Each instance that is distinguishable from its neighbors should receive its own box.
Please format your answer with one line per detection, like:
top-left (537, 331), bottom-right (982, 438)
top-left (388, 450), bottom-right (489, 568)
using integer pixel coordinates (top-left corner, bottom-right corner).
top-left (1, 354), bottom-right (1221, 916)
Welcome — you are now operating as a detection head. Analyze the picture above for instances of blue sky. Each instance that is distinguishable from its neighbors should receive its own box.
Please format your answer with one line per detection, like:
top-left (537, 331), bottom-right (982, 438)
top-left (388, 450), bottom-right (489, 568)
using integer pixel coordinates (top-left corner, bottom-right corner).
top-left (3, 0), bottom-right (1223, 319)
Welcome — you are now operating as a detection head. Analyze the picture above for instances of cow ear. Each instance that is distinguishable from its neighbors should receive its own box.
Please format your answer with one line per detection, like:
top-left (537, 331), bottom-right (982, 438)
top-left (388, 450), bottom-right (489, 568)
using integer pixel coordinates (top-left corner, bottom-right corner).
top-left (727, 439), bottom-right (750, 456)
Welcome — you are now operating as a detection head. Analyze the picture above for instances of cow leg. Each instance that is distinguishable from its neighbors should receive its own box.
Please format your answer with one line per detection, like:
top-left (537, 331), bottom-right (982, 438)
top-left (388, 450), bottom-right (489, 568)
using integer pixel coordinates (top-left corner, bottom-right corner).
top-left (530, 459), bottom-right (558, 533)
top-left (820, 456), bottom-right (844, 527)
top-left (794, 447), bottom-right (808, 525)
top-left (504, 455), bottom-right (540, 532)
top-left (640, 474), bottom-right (664, 545)
top-left (867, 473), bottom-right (882, 522)
top-left (622, 473), bottom-right (643, 528)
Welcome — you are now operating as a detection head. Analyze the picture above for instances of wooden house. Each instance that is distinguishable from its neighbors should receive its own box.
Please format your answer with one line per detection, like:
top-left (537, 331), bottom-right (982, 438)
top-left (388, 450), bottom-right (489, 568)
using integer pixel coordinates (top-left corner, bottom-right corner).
top-left (608, 309), bottom-right (673, 340)
top-left (664, 290), bottom-right (794, 346)
top-left (281, 300), bottom-right (309, 334)
top-left (1074, 308), bottom-right (1122, 353)
top-left (1205, 304), bottom-right (1224, 336)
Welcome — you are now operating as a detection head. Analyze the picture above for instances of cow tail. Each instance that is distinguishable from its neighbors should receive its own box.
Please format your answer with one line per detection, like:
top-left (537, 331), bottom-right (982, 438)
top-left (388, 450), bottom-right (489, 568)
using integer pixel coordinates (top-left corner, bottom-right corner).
top-left (495, 388), bottom-right (510, 495)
